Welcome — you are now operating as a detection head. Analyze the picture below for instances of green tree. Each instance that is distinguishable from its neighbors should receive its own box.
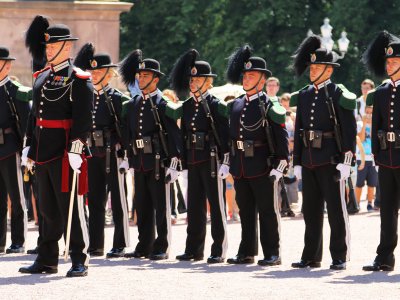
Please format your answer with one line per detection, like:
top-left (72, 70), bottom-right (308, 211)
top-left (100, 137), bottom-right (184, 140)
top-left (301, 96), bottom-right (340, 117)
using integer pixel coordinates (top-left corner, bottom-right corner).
top-left (120, 0), bottom-right (400, 94)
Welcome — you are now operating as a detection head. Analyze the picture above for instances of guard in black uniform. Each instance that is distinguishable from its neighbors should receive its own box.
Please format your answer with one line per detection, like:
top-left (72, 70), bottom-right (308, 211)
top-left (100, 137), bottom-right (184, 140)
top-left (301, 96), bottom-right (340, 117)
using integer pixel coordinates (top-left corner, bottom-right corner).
top-left (221, 45), bottom-right (288, 266)
top-left (0, 47), bottom-right (30, 254)
top-left (362, 31), bottom-right (400, 272)
top-left (19, 16), bottom-right (92, 277)
top-left (290, 35), bottom-right (356, 270)
top-left (120, 50), bottom-right (182, 260)
top-left (74, 43), bottom-right (131, 258)
top-left (170, 49), bottom-right (229, 263)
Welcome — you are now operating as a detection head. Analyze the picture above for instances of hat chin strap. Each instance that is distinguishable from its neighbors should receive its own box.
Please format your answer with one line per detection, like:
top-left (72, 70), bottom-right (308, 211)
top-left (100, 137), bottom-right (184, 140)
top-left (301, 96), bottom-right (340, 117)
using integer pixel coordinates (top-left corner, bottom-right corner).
top-left (192, 77), bottom-right (208, 97)
top-left (141, 73), bottom-right (156, 94)
top-left (243, 72), bottom-right (264, 92)
top-left (311, 65), bottom-right (329, 85)
top-left (47, 41), bottom-right (66, 64)
top-left (93, 68), bottom-right (110, 86)
top-left (0, 61), bottom-right (7, 74)
top-left (388, 66), bottom-right (400, 79)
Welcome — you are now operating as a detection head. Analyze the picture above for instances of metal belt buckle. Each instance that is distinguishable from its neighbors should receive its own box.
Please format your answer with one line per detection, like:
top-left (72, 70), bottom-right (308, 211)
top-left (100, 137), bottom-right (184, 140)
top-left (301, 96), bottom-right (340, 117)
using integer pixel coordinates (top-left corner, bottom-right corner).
top-left (136, 139), bottom-right (144, 148)
top-left (308, 130), bottom-right (315, 141)
top-left (192, 134), bottom-right (197, 143)
top-left (387, 132), bottom-right (396, 142)
top-left (236, 140), bottom-right (244, 150)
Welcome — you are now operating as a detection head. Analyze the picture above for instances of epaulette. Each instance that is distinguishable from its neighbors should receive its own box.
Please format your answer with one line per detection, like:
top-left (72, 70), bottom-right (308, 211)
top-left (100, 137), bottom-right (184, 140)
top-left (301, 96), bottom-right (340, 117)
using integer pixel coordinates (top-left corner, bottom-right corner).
top-left (72, 67), bottom-right (91, 79)
top-left (114, 88), bottom-right (131, 102)
top-left (289, 85), bottom-right (308, 107)
top-left (366, 82), bottom-right (385, 106)
top-left (33, 66), bottom-right (51, 78)
top-left (337, 84), bottom-right (357, 110)
top-left (217, 98), bottom-right (234, 118)
top-left (11, 81), bottom-right (32, 102)
top-left (164, 97), bottom-right (183, 120)
top-left (268, 99), bottom-right (286, 124)
top-left (121, 96), bottom-right (137, 119)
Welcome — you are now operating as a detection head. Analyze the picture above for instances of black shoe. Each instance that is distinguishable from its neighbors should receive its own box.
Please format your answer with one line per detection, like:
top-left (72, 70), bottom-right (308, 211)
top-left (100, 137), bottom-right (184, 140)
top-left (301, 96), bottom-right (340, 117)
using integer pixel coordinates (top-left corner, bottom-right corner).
top-left (6, 244), bottom-right (25, 254)
top-left (19, 262), bottom-right (58, 274)
top-left (106, 248), bottom-right (125, 258)
top-left (258, 255), bottom-right (281, 266)
top-left (27, 247), bottom-right (38, 255)
top-left (124, 250), bottom-right (149, 258)
top-left (362, 261), bottom-right (394, 272)
top-left (227, 255), bottom-right (254, 264)
top-left (149, 252), bottom-right (168, 260)
top-left (207, 255), bottom-right (224, 264)
top-left (330, 259), bottom-right (346, 270)
top-left (66, 264), bottom-right (88, 277)
top-left (88, 248), bottom-right (104, 257)
top-left (291, 260), bottom-right (321, 268)
top-left (176, 253), bottom-right (204, 261)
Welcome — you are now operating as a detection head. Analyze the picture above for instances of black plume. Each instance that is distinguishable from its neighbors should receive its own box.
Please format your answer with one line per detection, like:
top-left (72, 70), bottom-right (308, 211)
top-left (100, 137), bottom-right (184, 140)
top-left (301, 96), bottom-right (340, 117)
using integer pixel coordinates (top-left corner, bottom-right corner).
top-left (169, 48), bottom-right (199, 99)
top-left (362, 31), bottom-right (393, 78)
top-left (25, 15), bottom-right (50, 62)
top-left (291, 35), bottom-right (321, 77)
top-left (119, 49), bottom-right (142, 86)
top-left (226, 44), bottom-right (252, 84)
top-left (74, 43), bottom-right (95, 70)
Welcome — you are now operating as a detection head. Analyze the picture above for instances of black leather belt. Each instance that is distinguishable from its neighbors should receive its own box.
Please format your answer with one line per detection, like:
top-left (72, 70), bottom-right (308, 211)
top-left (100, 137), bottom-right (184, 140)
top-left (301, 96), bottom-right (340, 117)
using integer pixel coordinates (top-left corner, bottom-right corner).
top-left (304, 130), bottom-right (335, 141)
top-left (234, 139), bottom-right (266, 150)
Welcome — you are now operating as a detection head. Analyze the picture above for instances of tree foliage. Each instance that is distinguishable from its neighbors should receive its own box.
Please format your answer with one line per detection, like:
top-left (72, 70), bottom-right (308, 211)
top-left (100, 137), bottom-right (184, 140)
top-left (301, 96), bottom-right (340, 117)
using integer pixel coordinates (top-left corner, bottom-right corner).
top-left (120, 0), bottom-right (400, 94)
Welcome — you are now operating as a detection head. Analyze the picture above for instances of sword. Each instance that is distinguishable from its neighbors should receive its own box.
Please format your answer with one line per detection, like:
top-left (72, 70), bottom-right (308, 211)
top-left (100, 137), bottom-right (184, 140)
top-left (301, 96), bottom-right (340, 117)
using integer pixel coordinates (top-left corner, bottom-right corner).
top-left (64, 170), bottom-right (77, 262)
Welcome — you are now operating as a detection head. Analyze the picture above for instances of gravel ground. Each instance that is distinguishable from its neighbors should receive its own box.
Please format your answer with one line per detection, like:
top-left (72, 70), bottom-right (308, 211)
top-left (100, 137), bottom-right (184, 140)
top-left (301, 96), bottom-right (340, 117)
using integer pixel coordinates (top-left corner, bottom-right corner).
top-left (1, 201), bottom-right (399, 300)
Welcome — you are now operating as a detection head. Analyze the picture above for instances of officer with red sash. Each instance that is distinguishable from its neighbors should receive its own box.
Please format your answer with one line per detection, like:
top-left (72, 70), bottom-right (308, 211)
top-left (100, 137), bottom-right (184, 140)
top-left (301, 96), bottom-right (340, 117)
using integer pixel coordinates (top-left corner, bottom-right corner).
top-left (19, 16), bottom-right (92, 277)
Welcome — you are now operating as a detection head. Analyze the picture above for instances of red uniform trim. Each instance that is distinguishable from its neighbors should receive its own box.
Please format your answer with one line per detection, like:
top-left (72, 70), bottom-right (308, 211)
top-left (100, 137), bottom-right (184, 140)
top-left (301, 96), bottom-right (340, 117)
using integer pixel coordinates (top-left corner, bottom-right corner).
top-left (36, 118), bottom-right (73, 129)
top-left (33, 66), bottom-right (51, 78)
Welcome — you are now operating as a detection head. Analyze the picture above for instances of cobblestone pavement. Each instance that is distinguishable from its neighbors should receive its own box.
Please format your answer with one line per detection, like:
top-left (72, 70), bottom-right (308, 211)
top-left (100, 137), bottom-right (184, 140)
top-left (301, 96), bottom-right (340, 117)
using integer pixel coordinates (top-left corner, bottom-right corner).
top-left (1, 201), bottom-right (399, 300)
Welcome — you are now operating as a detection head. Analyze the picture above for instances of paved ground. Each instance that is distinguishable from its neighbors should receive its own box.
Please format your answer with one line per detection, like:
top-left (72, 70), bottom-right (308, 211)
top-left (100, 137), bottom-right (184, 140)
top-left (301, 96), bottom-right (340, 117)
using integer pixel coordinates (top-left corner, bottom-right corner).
top-left (1, 201), bottom-right (399, 300)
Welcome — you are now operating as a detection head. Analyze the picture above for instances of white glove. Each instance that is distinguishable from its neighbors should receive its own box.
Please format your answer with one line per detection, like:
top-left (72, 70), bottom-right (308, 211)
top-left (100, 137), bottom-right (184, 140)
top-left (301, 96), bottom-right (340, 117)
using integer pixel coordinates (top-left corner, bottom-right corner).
top-left (21, 146), bottom-right (30, 167)
top-left (294, 165), bottom-right (302, 180)
top-left (269, 168), bottom-right (283, 182)
top-left (218, 164), bottom-right (230, 179)
top-left (166, 168), bottom-right (179, 183)
top-left (269, 159), bottom-right (287, 181)
top-left (119, 159), bottom-right (129, 173)
top-left (68, 153), bottom-right (82, 174)
top-left (166, 157), bottom-right (179, 183)
top-left (375, 166), bottom-right (379, 172)
top-left (179, 169), bottom-right (188, 179)
top-left (129, 168), bottom-right (135, 176)
top-left (336, 163), bottom-right (351, 181)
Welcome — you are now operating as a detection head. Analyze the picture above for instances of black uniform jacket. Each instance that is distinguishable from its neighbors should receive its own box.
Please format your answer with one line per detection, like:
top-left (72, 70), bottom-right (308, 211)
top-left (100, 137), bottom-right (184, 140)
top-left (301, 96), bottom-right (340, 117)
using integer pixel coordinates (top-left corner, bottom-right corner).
top-left (26, 60), bottom-right (93, 163)
top-left (0, 77), bottom-right (30, 160)
top-left (290, 81), bottom-right (356, 168)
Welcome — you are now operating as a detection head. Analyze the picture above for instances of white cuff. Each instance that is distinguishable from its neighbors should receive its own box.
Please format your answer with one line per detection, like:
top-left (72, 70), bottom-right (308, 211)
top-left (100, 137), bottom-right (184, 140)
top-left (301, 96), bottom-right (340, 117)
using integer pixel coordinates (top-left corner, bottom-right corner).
top-left (222, 152), bottom-right (230, 165)
top-left (70, 139), bottom-right (85, 154)
top-left (276, 160), bottom-right (288, 173)
top-left (343, 151), bottom-right (353, 166)
top-left (169, 157), bottom-right (178, 170)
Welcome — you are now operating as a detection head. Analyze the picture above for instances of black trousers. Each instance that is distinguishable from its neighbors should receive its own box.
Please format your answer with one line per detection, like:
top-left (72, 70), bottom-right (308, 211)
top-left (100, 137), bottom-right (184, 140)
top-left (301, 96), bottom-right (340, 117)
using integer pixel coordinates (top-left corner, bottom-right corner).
top-left (375, 167), bottom-right (400, 266)
top-left (301, 165), bottom-right (350, 262)
top-left (185, 161), bottom-right (227, 257)
top-left (234, 173), bottom-right (280, 257)
top-left (23, 169), bottom-right (42, 248)
top-left (0, 153), bottom-right (27, 247)
top-left (134, 168), bottom-right (170, 254)
top-left (88, 154), bottom-right (129, 249)
top-left (35, 158), bottom-right (89, 266)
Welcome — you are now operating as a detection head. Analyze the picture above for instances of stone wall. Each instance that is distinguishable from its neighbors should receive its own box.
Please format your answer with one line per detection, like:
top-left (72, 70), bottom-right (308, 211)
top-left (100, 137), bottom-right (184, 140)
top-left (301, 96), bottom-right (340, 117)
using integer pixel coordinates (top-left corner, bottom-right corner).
top-left (0, 0), bottom-right (133, 86)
